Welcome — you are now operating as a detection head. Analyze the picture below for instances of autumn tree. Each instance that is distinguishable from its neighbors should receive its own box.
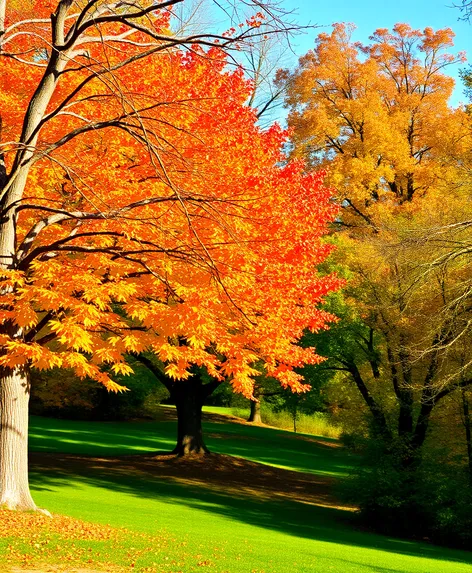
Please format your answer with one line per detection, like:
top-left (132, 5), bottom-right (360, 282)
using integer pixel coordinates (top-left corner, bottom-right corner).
top-left (281, 23), bottom-right (472, 463)
top-left (245, 374), bottom-right (284, 423)
top-left (0, 1), bottom-right (340, 511)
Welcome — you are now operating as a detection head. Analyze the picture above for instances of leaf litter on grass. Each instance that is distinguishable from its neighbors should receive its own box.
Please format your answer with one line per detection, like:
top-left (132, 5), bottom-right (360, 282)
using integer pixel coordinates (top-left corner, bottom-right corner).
top-left (0, 508), bottom-right (219, 573)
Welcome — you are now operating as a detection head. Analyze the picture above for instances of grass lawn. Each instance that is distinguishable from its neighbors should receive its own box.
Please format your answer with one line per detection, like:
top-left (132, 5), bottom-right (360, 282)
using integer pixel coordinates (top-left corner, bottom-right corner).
top-left (2, 408), bottom-right (471, 572)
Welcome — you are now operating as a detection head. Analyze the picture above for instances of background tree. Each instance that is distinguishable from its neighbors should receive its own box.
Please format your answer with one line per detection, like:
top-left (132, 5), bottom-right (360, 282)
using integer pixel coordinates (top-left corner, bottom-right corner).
top-left (30, 360), bottom-right (169, 421)
top-left (0, 1), bottom-right (340, 510)
top-left (246, 373), bottom-right (284, 423)
top-left (280, 22), bottom-right (472, 537)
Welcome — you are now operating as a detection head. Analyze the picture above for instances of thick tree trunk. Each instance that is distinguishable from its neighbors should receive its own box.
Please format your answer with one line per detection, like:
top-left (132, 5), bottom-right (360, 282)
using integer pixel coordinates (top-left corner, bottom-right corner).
top-left (0, 367), bottom-right (37, 510)
top-left (0, 178), bottom-right (38, 509)
top-left (132, 356), bottom-right (221, 457)
top-left (171, 380), bottom-right (209, 456)
top-left (247, 399), bottom-right (262, 424)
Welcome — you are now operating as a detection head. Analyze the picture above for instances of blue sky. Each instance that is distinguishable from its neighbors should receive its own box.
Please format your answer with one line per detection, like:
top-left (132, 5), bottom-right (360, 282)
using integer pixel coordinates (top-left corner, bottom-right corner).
top-left (279, 0), bottom-right (472, 106)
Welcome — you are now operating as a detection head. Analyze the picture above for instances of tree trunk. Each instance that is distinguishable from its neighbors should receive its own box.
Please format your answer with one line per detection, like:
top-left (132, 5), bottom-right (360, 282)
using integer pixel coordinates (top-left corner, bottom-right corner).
top-left (0, 181), bottom-right (38, 509)
top-left (348, 361), bottom-right (392, 441)
top-left (171, 380), bottom-right (209, 456)
top-left (132, 357), bottom-right (222, 457)
top-left (398, 394), bottom-right (414, 437)
top-left (248, 399), bottom-right (262, 424)
top-left (461, 388), bottom-right (472, 483)
top-left (0, 367), bottom-right (37, 510)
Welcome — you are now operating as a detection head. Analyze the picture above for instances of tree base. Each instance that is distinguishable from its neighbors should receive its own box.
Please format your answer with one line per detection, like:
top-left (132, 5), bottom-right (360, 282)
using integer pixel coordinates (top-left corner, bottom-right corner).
top-left (172, 440), bottom-right (210, 457)
top-left (0, 498), bottom-right (51, 516)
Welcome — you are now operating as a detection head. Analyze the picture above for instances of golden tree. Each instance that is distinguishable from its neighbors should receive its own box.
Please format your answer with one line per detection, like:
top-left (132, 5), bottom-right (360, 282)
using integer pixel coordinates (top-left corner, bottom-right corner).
top-left (281, 23), bottom-right (472, 461)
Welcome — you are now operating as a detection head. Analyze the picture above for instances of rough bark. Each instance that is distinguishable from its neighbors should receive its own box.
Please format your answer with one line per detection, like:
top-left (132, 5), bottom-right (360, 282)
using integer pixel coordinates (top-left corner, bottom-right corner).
top-left (0, 367), bottom-right (37, 510)
top-left (248, 399), bottom-right (262, 424)
top-left (171, 379), bottom-right (209, 456)
top-left (132, 354), bottom-right (220, 456)
top-left (0, 0), bottom-right (5, 40)
top-left (0, 164), bottom-right (38, 508)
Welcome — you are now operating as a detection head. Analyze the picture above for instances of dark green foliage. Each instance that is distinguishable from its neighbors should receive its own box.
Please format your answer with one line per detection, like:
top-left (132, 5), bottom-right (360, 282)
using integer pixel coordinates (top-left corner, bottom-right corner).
top-left (342, 440), bottom-right (424, 537)
top-left (30, 364), bottom-right (168, 421)
top-left (342, 438), bottom-right (472, 549)
top-left (204, 380), bottom-right (235, 406)
top-left (416, 460), bottom-right (472, 548)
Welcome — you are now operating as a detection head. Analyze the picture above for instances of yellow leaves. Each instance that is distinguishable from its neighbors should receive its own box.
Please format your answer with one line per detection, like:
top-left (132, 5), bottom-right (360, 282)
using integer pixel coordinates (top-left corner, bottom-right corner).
top-left (230, 370), bottom-right (257, 399)
top-left (49, 320), bottom-right (93, 353)
top-left (0, 341), bottom-right (62, 370)
top-left (61, 352), bottom-right (94, 377)
top-left (186, 334), bottom-right (205, 349)
top-left (284, 22), bottom-right (470, 219)
top-left (0, 341), bottom-right (31, 368)
top-left (110, 362), bottom-right (134, 376)
top-left (0, 269), bottom-right (25, 288)
top-left (122, 334), bottom-right (144, 353)
top-left (222, 356), bottom-right (262, 398)
top-left (126, 301), bottom-right (151, 323)
top-left (102, 379), bottom-right (128, 393)
top-left (165, 361), bottom-right (191, 380)
top-left (31, 347), bottom-right (63, 371)
top-left (274, 369), bottom-right (310, 393)
top-left (94, 346), bottom-right (123, 364)
top-left (59, 353), bottom-right (127, 392)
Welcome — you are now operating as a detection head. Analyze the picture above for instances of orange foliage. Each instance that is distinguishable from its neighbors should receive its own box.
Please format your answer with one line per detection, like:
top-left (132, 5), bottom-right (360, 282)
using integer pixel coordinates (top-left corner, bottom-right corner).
top-left (0, 3), bottom-right (341, 398)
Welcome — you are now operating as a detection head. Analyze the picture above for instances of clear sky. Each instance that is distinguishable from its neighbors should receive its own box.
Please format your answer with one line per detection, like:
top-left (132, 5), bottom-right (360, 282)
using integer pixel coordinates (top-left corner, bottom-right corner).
top-left (278, 0), bottom-right (472, 106)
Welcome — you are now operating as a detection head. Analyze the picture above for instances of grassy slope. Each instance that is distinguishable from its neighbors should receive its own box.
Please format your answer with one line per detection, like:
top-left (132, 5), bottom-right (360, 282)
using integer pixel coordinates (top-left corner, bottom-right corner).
top-left (23, 411), bottom-right (472, 573)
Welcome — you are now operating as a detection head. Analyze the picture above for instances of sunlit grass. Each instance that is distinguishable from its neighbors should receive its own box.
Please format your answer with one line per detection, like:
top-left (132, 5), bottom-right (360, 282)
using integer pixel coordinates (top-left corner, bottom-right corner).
top-left (13, 410), bottom-right (472, 572)
top-left (228, 406), bottom-right (342, 438)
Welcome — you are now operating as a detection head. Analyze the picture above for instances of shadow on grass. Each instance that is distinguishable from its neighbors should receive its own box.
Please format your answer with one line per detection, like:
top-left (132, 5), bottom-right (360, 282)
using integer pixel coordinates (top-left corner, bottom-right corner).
top-left (29, 415), bottom-right (354, 477)
top-left (28, 415), bottom-right (472, 569)
top-left (29, 454), bottom-right (472, 570)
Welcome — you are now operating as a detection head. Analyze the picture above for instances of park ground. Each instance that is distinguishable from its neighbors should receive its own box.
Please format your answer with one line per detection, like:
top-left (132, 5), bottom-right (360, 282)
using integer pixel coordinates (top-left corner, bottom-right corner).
top-left (1, 407), bottom-right (472, 573)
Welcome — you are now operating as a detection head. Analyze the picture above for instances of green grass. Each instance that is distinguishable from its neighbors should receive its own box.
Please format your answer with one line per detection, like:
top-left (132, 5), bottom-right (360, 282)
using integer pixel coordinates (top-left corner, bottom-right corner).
top-left (229, 406), bottom-right (341, 438)
top-left (22, 410), bottom-right (472, 572)
top-left (29, 409), bottom-right (350, 477)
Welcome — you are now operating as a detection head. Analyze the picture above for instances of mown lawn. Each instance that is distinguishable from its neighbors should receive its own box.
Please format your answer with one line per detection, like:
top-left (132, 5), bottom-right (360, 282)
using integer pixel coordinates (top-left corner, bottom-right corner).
top-left (3, 409), bottom-right (471, 572)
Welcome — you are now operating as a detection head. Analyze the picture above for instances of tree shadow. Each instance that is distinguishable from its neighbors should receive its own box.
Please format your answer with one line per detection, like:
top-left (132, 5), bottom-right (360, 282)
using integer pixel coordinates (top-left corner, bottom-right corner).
top-left (29, 451), bottom-right (472, 570)
top-left (29, 415), bottom-right (356, 477)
